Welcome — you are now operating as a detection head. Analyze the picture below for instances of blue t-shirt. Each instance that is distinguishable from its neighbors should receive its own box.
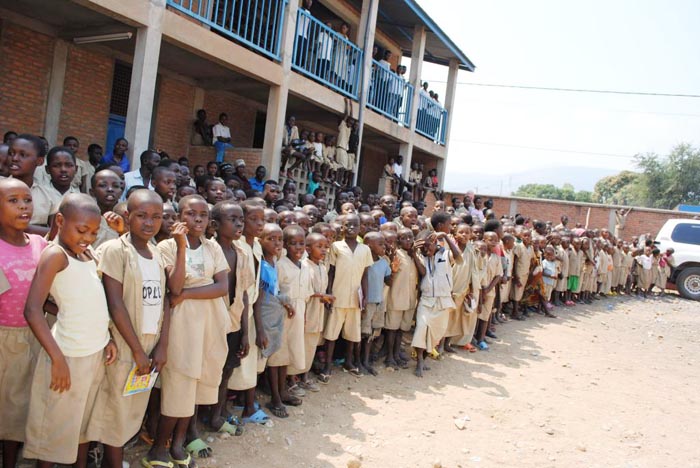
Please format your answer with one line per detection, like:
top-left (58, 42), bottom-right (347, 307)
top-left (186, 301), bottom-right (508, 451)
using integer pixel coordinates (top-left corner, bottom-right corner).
top-left (307, 172), bottom-right (320, 195)
top-left (260, 259), bottom-right (279, 295)
top-left (367, 257), bottom-right (391, 304)
top-left (249, 177), bottom-right (265, 193)
top-left (100, 153), bottom-right (130, 172)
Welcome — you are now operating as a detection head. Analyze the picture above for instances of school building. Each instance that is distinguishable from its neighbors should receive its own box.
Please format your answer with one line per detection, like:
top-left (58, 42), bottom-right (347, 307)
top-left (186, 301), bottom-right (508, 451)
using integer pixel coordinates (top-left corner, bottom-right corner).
top-left (0, 0), bottom-right (474, 195)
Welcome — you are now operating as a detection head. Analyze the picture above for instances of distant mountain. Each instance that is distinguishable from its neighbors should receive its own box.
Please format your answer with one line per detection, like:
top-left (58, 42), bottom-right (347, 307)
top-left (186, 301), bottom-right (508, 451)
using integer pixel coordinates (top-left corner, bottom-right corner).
top-left (443, 166), bottom-right (624, 195)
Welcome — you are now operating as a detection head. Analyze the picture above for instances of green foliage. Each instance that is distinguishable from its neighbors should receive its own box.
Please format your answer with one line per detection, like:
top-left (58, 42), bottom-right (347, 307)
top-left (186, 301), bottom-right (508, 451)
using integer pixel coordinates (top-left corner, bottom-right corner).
top-left (512, 144), bottom-right (700, 209)
top-left (513, 183), bottom-right (587, 201)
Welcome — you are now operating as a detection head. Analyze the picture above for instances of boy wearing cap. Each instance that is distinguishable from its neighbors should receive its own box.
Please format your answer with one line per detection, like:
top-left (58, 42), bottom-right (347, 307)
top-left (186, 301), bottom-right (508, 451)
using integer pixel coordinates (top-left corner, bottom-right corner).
top-left (213, 112), bottom-right (234, 163)
top-left (233, 160), bottom-right (252, 192)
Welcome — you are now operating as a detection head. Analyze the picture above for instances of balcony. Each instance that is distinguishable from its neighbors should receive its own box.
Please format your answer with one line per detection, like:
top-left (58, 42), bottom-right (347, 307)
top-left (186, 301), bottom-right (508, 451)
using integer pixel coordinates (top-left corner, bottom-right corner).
top-left (291, 8), bottom-right (363, 100)
top-left (416, 92), bottom-right (448, 145)
top-left (167, 0), bottom-right (286, 60)
top-left (368, 60), bottom-right (413, 127)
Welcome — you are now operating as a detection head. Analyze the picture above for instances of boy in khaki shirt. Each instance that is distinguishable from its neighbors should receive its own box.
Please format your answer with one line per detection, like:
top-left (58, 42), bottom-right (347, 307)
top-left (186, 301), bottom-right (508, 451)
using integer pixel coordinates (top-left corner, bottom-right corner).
top-left (322, 213), bottom-right (373, 380)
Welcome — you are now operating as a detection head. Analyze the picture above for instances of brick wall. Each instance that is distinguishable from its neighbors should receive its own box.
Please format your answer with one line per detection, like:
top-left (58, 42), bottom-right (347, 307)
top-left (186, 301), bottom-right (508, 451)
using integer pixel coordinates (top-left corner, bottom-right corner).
top-left (358, 146), bottom-right (389, 195)
top-left (441, 192), bottom-right (698, 240)
top-left (203, 90), bottom-right (262, 148)
top-left (57, 46), bottom-right (113, 152)
top-left (153, 76), bottom-right (196, 158)
top-left (0, 22), bottom-right (53, 135)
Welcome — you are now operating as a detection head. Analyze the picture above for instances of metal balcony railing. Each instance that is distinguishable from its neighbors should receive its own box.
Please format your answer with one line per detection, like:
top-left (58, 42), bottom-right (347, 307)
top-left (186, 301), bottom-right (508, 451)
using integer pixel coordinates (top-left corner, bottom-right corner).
top-left (292, 9), bottom-right (363, 100)
top-left (416, 92), bottom-right (448, 145)
top-left (167, 0), bottom-right (286, 60)
top-left (367, 60), bottom-right (412, 126)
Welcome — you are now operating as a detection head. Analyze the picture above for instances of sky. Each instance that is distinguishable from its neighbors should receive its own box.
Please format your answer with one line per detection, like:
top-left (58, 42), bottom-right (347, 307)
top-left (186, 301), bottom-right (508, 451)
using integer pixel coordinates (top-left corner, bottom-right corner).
top-left (414, 0), bottom-right (700, 195)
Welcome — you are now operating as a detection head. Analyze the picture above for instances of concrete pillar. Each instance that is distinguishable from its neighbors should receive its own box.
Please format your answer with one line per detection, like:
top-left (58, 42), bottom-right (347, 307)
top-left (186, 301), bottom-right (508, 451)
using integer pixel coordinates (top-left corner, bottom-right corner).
top-left (193, 87), bottom-right (205, 114)
top-left (261, 0), bottom-right (298, 180)
top-left (124, 0), bottom-right (164, 170)
top-left (353, 0), bottom-right (379, 186)
top-left (436, 158), bottom-right (446, 191)
top-left (43, 40), bottom-right (69, 145)
top-left (442, 58), bottom-right (459, 151)
top-left (401, 25), bottom-right (426, 176)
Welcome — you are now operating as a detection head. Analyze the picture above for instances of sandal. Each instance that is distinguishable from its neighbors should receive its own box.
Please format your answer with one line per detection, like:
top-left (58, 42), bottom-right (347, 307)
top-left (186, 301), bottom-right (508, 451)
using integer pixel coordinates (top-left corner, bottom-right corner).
top-left (241, 408), bottom-right (271, 425)
top-left (141, 458), bottom-right (174, 468)
top-left (185, 439), bottom-right (212, 459)
top-left (266, 402), bottom-right (289, 419)
top-left (342, 366), bottom-right (362, 377)
top-left (169, 454), bottom-right (195, 468)
top-left (282, 394), bottom-right (303, 406)
top-left (217, 421), bottom-right (243, 436)
top-left (317, 373), bottom-right (330, 384)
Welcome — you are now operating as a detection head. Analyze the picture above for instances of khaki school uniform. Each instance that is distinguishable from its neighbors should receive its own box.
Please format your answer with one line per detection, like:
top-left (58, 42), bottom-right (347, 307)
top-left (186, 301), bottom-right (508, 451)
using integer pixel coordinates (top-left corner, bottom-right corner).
top-left (620, 252), bottom-right (633, 287)
top-left (499, 246), bottom-right (514, 302)
top-left (336, 121), bottom-right (352, 170)
top-left (445, 244), bottom-right (474, 338)
top-left (85, 235), bottom-right (166, 447)
top-left (30, 183), bottom-right (79, 226)
top-left (568, 248), bottom-right (582, 293)
top-left (157, 238), bottom-right (230, 418)
top-left (289, 259), bottom-right (328, 375)
top-left (411, 249), bottom-right (455, 351)
top-left (478, 253), bottom-right (503, 321)
top-left (0, 327), bottom-right (39, 443)
top-left (268, 256), bottom-right (311, 369)
top-left (612, 247), bottom-right (623, 287)
top-left (228, 241), bottom-right (255, 334)
top-left (324, 240), bottom-right (373, 343)
top-left (556, 245), bottom-right (569, 292)
top-left (386, 248), bottom-right (418, 331)
top-left (510, 242), bottom-right (533, 301)
top-left (229, 238), bottom-right (263, 390)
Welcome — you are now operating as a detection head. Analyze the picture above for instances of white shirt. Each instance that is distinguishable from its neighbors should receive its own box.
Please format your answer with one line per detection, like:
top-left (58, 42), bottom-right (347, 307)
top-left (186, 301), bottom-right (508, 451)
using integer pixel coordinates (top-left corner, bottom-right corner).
top-left (317, 31), bottom-right (333, 60)
top-left (393, 162), bottom-right (403, 178)
top-left (212, 123), bottom-right (231, 140)
top-left (124, 170), bottom-right (155, 200)
top-left (297, 8), bottom-right (311, 38)
top-left (138, 255), bottom-right (163, 335)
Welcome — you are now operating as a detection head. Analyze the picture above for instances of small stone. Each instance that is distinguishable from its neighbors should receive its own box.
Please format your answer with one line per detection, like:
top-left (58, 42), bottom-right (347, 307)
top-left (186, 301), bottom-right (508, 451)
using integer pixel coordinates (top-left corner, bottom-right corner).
top-left (368, 429), bottom-right (376, 436)
top-left (544, 428), bottom-right (555, 435)
top-left (347, 458), bottom-right (362, 468)
top-left (470, 456), bottom-right (481, 462)
top-left (285, 436), bottom-right (292, 446)
top-left (206, 436), bottom-right (215, 443)
top-left (433, 459), bottom-right (442, 468)
top-left (576, 445), bottom-right (587, 452)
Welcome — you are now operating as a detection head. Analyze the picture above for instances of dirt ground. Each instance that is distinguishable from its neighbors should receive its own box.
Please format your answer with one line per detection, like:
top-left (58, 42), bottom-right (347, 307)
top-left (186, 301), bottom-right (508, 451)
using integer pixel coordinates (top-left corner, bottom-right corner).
top-left (118, 293), bottom-right (700, 468)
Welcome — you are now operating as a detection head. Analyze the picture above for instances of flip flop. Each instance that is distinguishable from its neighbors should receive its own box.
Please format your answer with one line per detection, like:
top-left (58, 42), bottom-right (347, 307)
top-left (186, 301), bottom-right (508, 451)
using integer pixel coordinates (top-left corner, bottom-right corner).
top-left (342, 366), bottom-right (362, 377)
top-left (282, 395), bottom-right (302, 406)
top-left (227, 415), bottom-right (244, 427)
top-left (232, 401), bottom-right (261, 412)
top-left (266, 402), bottom-right (289, 419)
top-left (217, 421), bottom-right (243, 436)
top-left (169, 454), bottom-right (195, 468)
top-left (241, 408), bottom-right (271, 425)
top-left (317, 373), bottom-right (330, 384)
top-left (185, 439), bottom-right (211, 459)
top-left (141, 458), bottom-right (173, 468)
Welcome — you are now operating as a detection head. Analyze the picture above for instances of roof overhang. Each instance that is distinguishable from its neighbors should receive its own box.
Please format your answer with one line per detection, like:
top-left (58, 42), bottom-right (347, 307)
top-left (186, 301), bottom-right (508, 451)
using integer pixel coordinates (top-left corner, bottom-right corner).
top-left (375, 0), bottom-right (475, 71)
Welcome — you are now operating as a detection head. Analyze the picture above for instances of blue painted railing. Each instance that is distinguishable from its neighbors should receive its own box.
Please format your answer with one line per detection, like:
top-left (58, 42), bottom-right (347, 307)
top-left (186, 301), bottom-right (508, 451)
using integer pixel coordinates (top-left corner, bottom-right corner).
top-left (416, 92), bottom-right (448, 145)
top-left (292, 9), bottom-right (363, 100)
top-left (167, 0), bottom-right (286, 60)
top-left (367, 60), bottom-right (412, 125)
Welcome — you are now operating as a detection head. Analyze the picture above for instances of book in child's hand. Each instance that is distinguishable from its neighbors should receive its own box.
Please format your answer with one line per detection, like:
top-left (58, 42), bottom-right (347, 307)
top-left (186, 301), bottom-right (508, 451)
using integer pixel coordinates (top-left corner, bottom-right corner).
top-left (122, 365), bottom-right (158, 397)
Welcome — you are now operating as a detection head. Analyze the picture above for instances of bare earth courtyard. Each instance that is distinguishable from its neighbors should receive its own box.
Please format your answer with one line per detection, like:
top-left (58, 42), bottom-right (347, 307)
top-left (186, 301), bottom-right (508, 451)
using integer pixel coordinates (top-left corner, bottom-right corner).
top-left (121, 294), bottom-right (700, 468)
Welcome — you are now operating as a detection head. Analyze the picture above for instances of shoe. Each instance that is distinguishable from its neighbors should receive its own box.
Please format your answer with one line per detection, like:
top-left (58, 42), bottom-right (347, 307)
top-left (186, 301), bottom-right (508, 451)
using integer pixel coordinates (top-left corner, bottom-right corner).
top-left (461, 343), bottom-right (477, 353)
top-left (565, 300), bottom-right (575, 306)
top-left (300, 379), bottom-right (320, 393)
top-left (287, 384), bottom-right (306, 398)
top-left (485, 330), bottom-right (498, 339)
top-left (477, 341), bottom-right (489, 351)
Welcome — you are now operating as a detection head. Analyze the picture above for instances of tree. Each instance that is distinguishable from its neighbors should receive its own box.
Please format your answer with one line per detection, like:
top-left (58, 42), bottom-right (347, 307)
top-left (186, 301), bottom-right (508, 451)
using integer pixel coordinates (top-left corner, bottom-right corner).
top-left (592, 171), bottom-right (642, 205)
top-left (635, 143), bottom-right (700, 209)
top-left (513, 183), bottom-right (589, 202)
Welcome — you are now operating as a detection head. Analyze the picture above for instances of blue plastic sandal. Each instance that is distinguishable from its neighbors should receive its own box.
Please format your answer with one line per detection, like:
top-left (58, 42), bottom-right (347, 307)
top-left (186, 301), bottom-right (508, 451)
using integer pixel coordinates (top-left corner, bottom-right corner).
top-left (242, 408), bottom-right (271, 425)
top-left (478, 340), bottom-right (489, 351)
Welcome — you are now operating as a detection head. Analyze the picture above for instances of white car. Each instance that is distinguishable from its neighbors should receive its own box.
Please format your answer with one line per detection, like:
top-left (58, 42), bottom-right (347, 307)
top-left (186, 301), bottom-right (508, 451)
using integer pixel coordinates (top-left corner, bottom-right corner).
top-left (654, 219), bottom-right (700, 301)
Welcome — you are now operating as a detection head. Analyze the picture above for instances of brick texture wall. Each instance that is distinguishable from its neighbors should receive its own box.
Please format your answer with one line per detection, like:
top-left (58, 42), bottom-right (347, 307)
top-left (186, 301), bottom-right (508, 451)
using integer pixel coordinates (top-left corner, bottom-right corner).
top-left (203, 91), bottom-right (261, 148)
top-left (0, 22), bottom-right (53, 135)
top-left (440, 192), bottom-right (698, 241)
top-left (153, 76), bottom-right (196, 158)
top-left (57, 46), bottom-right (113, 151)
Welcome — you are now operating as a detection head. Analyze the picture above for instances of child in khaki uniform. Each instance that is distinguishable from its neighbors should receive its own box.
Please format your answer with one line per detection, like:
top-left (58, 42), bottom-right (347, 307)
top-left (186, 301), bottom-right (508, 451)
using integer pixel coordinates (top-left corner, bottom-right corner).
top-left (510, 227), bottom-right (534, 319)
top-left (288, 233), bottom-right (334, 389)
top-left (148, 195), bottom-right (230, 467)
top-left (30, 147), bottom-right (79, 228)
top-left (475, 232), bottom-right (504, 351)
top-left (210, 201), bottom-right (253, 435)
top-left (229, 200), bottom-right (267, 425)
top-left (268, 225), bottom-right (311, 401)
top-left (385, 228), bottom-right (418, 369)
top-left (0, 179), bottom-right (48, 468)
top-left (24, 194), bottom-right (116, 466)
top-left (322, 213), bottom-right (373, 380)
top-left (86, 190), bottom-right (169, 468)
top-left (444, 224), bottom-right (475, 352)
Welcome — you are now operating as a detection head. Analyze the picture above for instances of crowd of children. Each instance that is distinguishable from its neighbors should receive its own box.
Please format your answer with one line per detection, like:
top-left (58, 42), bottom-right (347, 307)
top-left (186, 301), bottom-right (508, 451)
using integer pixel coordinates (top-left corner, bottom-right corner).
top-left (0, 130), bottom-right (678, 468)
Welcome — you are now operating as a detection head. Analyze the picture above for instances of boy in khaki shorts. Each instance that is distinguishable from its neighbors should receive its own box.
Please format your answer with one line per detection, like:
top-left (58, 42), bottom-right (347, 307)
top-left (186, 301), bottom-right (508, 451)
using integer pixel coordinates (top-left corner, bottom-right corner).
top-left (322, 213), bottom-right (373, 380)
top-left (510, 227), bottom-right (534, 320)
top-left (385, 228), bottom-right (418, 369)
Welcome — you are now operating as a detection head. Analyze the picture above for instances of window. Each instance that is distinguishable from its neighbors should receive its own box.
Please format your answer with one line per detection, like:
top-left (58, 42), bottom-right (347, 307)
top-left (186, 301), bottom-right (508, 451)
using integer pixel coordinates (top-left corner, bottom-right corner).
top-left (671, 223), bottom-right (700, 246)
top-left (109, 62), bottom-right (132, 117)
